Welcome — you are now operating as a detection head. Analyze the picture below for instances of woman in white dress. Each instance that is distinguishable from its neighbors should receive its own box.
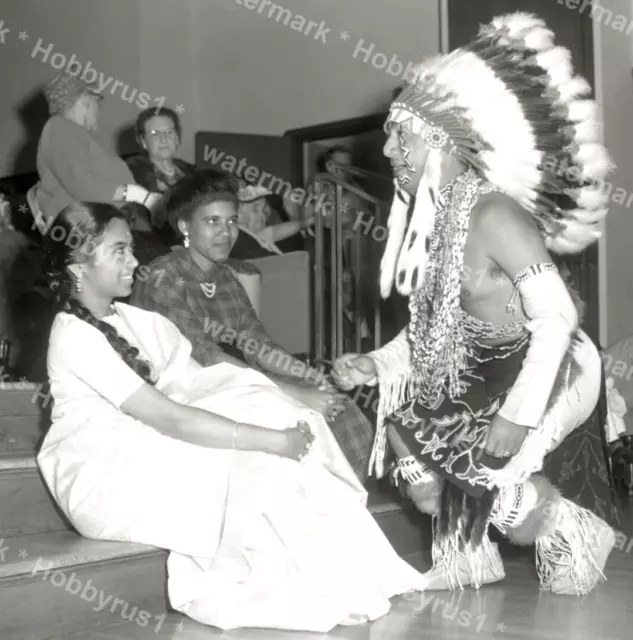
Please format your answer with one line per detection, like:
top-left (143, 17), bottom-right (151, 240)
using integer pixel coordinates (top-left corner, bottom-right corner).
top-left (36, 201), bottom-right (426, 632)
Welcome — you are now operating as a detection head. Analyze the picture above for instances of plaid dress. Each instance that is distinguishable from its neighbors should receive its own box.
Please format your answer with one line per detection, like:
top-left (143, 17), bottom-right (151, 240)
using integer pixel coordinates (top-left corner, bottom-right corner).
top-left (130, 248), bottom-right (374, 480)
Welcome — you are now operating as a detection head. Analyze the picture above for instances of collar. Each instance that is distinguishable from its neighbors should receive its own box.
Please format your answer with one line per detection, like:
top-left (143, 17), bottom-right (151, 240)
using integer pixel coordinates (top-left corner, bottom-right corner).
top-left (170, 246), bottom-right (223, 283)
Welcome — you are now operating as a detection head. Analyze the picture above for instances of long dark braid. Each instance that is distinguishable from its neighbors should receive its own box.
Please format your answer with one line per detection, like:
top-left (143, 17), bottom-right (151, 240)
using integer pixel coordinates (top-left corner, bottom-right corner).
top-left (46, 202), bottom-right (154, 385)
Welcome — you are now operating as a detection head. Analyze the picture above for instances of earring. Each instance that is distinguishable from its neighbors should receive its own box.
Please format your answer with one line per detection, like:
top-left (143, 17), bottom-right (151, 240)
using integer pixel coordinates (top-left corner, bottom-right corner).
top-left (75, 272), bottom-right (83, 293)
top-left (183, 234), bottom-right (190, 248)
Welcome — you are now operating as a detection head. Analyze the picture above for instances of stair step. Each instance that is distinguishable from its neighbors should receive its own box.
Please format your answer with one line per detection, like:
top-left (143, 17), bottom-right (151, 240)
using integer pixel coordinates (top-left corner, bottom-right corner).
top-left (0, 385), bottom-right (46, 454)
top-left (0, 496), bottom-right (430, 640)
top-left (0, 453), bottom-right (71, 536)
top-left (0, 531), bottom-right (168, 640)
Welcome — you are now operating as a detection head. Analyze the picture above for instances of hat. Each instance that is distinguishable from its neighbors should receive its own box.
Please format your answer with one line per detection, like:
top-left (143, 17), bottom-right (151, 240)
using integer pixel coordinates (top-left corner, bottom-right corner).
top-left (379, 12), bottom-right (613, 299)
top-left (238, 185), bottom-right (272, 203)
top-left (44, 71), bottom-right (102, 116)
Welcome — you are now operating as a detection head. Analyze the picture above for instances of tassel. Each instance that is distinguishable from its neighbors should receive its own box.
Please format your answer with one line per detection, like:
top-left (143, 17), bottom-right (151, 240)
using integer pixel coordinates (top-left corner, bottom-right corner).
top-left (536, 499), bottom-right (615, 595)
top-left (430, 520), bottom-right (502, 590)
top-left (369, 371), bottom-right (420, 477)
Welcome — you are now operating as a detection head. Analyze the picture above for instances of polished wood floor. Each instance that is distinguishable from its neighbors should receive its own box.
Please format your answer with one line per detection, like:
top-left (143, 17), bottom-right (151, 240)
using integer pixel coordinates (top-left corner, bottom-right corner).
top-left (58, 499), bottom-right (633, 640)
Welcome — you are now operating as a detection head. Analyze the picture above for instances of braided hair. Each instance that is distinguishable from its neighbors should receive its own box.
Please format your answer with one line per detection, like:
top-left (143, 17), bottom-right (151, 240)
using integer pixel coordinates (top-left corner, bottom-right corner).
top-left (45, 202), bottom-right (154, 384)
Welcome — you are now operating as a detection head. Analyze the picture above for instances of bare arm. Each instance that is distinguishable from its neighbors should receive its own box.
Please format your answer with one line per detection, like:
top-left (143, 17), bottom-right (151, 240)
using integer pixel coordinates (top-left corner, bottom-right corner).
top-left (475, 194), bottom-right (554, 281)
top-left (476, 195), bottom-right (578, 427)
top-left (121, 382), bottom-right (288, 454)
top-left (268, 220), bottom-right (307, 243)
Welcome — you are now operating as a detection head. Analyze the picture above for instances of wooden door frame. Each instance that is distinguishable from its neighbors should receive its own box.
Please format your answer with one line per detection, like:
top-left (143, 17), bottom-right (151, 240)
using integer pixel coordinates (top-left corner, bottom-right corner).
top-left (283, 114), bottom-right (387, 190)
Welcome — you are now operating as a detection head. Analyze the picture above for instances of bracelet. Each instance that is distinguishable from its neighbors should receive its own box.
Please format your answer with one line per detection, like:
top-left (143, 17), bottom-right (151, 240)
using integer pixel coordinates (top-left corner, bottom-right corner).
top-left (122, 185), bottom-right (128, 202)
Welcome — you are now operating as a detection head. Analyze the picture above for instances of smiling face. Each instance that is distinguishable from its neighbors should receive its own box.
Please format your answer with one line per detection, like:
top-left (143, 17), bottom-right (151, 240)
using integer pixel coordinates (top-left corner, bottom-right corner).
top-left (383, 122), bottom-right (430, 195)
top-left (74, 218), bottom-right (138, 301)
top-left (178, 200), bottom-right (239, 268)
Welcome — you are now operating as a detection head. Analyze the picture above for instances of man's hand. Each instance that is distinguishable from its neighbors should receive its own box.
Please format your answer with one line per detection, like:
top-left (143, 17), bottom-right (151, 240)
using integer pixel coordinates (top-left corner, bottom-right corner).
top-left (483, 414), bottom-right (530, 458)
top-left (332, 354), bottom-right (377, 391)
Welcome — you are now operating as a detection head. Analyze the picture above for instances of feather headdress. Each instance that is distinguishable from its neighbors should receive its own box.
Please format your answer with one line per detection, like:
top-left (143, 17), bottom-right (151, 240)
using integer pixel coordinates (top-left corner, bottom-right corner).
top-left (380, 12), bottom-right (614, 299)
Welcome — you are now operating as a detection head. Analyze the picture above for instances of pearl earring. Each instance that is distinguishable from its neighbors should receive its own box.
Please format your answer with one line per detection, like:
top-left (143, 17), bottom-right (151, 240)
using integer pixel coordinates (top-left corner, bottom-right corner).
top-left (183, 234), bottom-right (190, 248)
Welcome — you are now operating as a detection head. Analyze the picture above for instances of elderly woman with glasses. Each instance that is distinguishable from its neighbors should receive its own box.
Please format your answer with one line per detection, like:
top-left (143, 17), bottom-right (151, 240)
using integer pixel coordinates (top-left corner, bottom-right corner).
top-left (126, 106), bottom-right (195, 194)
top-left (126, 106), bottom-right (195, 242)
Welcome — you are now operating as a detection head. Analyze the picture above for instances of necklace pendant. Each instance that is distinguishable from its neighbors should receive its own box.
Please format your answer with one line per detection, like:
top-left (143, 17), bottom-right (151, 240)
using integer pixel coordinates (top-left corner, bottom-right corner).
top-left (200, 282), bottom-right (216, 298)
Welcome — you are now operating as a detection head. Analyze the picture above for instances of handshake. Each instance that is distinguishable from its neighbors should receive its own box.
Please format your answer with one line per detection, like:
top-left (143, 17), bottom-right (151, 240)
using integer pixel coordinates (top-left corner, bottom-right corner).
top-left (330, 353), bottom-right (377, 391)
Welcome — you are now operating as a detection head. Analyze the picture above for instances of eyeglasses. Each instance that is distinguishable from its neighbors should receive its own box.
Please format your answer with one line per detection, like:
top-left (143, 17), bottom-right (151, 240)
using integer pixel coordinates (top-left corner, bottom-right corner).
top-left (146, 129), bottom-right (177, 141)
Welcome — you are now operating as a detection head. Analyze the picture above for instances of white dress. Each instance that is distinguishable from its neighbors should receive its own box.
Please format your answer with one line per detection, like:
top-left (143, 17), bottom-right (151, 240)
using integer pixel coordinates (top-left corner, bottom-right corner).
top-left (37, 302), bottom-right (425, 632)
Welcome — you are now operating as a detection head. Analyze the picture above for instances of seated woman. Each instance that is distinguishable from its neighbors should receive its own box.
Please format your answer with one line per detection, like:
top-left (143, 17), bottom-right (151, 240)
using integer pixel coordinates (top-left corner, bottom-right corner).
top-left (34, 72), bottom-right (159, 227)
top-left (232, 185), bottom-right (313, 259)
top-left (130, 172), bottom-right (375, 480)
top-left (36, 201), bottom-right (424, 632)
top-left (126, 106), bottom-right (195, 193)
top-left (125, 106), bottom-right (195, 244)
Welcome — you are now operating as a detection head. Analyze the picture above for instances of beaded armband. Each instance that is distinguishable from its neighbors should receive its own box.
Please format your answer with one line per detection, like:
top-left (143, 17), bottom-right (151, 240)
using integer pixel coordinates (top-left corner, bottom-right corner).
top-left (506, 262), bottom-right (558, 315)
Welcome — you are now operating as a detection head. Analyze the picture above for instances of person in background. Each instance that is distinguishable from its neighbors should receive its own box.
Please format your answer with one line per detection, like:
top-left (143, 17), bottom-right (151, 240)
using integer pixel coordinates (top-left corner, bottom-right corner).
top-left (34, 71), bottom-right (159, 226)
top-left (130, 172), bottom-right (375, 480)
top-left (125, 106), bottom-right (196, 246)
top-left (126, 106), bottom-right (195, 194)
top-left (307, 146), bottom-right (372, 352)
top-left (233, 185), bottom-right (314, 258)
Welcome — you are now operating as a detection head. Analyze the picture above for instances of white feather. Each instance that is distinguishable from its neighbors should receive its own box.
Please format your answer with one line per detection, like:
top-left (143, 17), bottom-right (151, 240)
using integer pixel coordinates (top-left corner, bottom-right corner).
top-left (567, 207), bottom-right (609, 224)
top-left (379, 181), bottom-right (410, 299)
top-left (546, 220), bottom-right (602, 254)
top-left (573, 119), bottom-right (601, 144)
top-left (567, 100), bottom-right (599, 124)
top-left (558, 77), bottom-right (591, 103)
top-left (523, 27), bottom-right (554, 51)
top-left (492, 12), bottom-right (545, 37)
top-left (575, 143), bottom-right (615, 180)
top-left (432, 52), bottom-right (540, 204)
top-left (395, 149), bottom-right (442, 296)
top-left (536, 47), bottom-right (573, 88)
top-left (576, 186), bottom-right (610, 209)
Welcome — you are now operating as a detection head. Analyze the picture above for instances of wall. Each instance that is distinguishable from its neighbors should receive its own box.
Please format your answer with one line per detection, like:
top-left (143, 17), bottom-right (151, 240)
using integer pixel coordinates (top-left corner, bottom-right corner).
top-left (0, 0), bottom-right (141, 176)
top-left (595, 0), bottom-right (633, 346)
top-left (190, 0), bottom-right (441, 135)
top-left (0, 0), bottom-right (441, 177)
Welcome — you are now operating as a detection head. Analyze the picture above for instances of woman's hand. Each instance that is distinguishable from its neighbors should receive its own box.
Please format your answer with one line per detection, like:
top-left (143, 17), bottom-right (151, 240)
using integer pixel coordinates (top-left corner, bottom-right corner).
top-left (483, 414), bottom-right (530, 459)
top-left (281, 420), bottom-right (315, 460)
top-left (295, 386), bottom-right (347, 421)
top-left (332, 353), bottom-right (377, 391)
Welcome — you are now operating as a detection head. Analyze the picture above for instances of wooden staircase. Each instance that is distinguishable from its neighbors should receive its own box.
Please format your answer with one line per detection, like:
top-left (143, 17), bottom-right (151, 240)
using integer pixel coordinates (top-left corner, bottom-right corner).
top-left (0, 383), bottom-right (432, 640)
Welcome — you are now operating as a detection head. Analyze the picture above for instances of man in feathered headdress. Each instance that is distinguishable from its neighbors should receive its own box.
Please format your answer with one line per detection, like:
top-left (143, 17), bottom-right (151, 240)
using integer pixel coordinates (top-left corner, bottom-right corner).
top-left (333, 13), bottom-right (616, 595)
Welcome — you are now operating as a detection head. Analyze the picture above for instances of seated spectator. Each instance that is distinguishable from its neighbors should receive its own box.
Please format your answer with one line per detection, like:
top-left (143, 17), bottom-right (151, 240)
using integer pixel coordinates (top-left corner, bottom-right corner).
top-left (37, 201), bottom-right (424, 632)
top-left (233, 185), bottom-right (314, 258)
top-left (126, 106), bottom-right (195, 194)
top-left (34, 71), bottom-right (160, 227)
top-left (130, 171), bottom-right (374, 480)
top-left (126, 106), bottom-right (195, 245)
